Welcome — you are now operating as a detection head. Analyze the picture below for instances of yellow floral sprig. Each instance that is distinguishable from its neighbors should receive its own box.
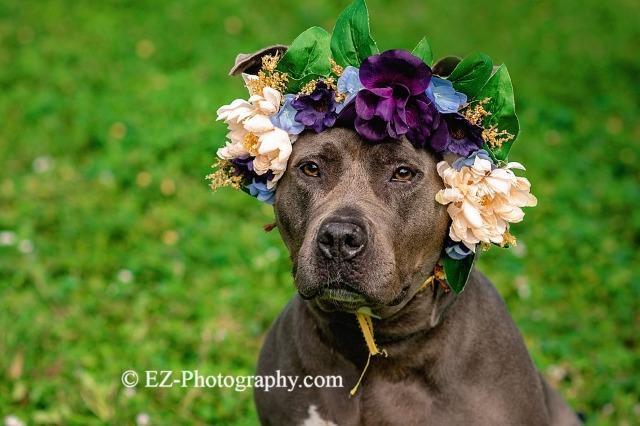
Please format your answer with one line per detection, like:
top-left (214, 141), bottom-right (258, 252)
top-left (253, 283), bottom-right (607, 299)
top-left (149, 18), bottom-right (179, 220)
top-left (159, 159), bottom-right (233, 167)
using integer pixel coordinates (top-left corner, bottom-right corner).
top-left (482, 125), bottom-right (515, 149)
top-left (501, 231), bottom-right (517, 247)
top-left (261, 53), bottom-right (279, 72)
top-left (462, 97), bottom-right (515, 149)
top-left (462, 98), bottom-right (491, 126)
top-left (481, 231), bottom-right (517, 250)
top-left (330, 58), bottom-right (344, 77)
top-left (299, 79), bottom-right (318, 95)
top-left (245, 54), bottom-right (289, 96)
top-left (323, 76), bottom-right (338, 91)
top-left (206, 159), bottom-right (243, 191)
top-left (299, 76), bottom-right (339, 96)
top-left (480, 242), bottom-right (492, 252)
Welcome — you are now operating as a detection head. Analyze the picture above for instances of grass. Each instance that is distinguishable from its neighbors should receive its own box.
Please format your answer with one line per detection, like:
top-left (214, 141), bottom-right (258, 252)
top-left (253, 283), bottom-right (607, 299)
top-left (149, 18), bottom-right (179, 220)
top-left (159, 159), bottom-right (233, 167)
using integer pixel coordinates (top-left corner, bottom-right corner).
top-left (0, 0), bottom-right (638, 424)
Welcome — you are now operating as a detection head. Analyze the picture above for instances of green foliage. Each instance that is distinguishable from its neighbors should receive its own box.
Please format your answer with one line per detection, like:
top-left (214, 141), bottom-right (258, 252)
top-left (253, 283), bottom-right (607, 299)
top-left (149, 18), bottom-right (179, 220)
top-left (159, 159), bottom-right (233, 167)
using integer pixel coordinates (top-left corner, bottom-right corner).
top-left (477, 65), bottom-right (520, 160)
top-left (448, 52), bottom-right (493, 99)
top-left (0, 0), bottom-right (638, 425)
top-left (277, 26), bottom-right (331, 92)
top-left (443, 252), bottom-right (476, 294)
top-left (330, 0), bottom-right (379, 67)
top-left (412, 37), bottom-right (433, 66)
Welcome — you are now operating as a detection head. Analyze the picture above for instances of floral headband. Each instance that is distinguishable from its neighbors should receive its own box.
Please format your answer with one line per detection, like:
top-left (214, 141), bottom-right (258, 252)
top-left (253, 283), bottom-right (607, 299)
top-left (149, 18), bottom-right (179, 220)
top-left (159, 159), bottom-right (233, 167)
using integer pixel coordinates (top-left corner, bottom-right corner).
top-left (208, 0), bottom-right (537, 293)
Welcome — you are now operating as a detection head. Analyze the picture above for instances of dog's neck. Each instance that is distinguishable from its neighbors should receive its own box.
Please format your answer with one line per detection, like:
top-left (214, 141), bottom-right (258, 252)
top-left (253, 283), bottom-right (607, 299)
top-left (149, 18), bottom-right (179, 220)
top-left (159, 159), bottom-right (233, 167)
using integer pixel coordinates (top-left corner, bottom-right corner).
top-left (303, 276), bottom-right (460, 364)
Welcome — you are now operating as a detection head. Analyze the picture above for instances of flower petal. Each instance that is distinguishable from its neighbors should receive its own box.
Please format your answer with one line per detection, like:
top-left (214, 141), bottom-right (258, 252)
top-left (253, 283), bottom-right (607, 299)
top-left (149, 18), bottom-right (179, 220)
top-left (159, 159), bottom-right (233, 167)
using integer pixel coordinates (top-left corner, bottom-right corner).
top-left (359, 49), bottom-right (432, 95)
top-left (244, 115), bottom-right (274, 133)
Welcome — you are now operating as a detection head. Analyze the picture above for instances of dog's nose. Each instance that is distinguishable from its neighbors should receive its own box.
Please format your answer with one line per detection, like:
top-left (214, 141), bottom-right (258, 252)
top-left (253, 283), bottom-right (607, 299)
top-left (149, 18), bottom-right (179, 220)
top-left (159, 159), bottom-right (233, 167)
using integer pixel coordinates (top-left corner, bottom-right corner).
top-left (317, 221), bottom-right (367, 260)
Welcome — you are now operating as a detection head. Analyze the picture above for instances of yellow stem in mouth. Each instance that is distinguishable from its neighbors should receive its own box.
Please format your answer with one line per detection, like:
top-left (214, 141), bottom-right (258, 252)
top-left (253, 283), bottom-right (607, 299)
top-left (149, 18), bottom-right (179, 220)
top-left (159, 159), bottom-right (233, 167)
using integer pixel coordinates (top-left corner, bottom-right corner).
top-left (350, 310), bottom-right (386, 397)
top-left (349, 272), bottom-right (438, 397)
top-left (356, 311), bottom-right (383, 356)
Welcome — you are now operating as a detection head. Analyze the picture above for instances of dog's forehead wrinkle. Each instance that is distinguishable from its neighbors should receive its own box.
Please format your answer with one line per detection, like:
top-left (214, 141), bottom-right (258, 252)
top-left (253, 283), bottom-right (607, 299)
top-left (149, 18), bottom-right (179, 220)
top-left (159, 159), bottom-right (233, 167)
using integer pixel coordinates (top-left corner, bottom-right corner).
top-left (324, 161), bottom-right (390, 218)
top-left (292, 128), bottom-right (360, 161)
top-left (367, 138), bottom-right (428, 164)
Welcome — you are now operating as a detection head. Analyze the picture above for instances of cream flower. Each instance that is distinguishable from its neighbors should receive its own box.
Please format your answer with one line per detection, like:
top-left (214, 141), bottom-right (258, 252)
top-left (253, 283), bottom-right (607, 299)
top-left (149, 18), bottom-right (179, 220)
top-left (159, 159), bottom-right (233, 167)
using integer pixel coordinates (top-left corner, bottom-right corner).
top-left (435, 155), bottom-right (537, 251)
top-left (216, 86), bottom-right (282, 123)
top-left (215, 85), bottom-right (294, 188)
top-left (252, 127), bottom-right (292, 188)
top-left (216, 121), bottom-right (250, 159)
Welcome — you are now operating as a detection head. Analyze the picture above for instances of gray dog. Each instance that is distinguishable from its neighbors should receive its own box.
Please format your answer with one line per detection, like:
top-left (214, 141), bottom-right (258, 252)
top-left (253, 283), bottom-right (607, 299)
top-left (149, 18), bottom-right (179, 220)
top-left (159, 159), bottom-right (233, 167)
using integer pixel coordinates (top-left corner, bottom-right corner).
top-left (230, 47), bottom-right (581, 426)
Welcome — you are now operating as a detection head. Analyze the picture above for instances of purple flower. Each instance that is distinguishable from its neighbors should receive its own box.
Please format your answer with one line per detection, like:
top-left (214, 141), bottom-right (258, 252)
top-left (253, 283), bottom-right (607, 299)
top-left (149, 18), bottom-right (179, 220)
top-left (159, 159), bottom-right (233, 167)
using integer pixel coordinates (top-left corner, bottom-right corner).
top-left (406, 102), bottom-right (449, 150)
top-left (353, 49), bottom-right (440, 146)
top-left (231, 157), bottom-right (275, 183)
top-left (292, 81), bottom-right (337, 133)
top-left (431, 113), bottom-right (484, 157)
top-left (230, 157), bottom-right (254, 180)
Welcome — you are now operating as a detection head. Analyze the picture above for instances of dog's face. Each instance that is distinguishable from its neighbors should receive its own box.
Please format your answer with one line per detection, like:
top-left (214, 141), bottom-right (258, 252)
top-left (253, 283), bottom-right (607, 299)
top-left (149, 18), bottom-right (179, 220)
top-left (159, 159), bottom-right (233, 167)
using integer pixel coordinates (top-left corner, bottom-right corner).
top-left (274, 128), bottom-right (450, 316)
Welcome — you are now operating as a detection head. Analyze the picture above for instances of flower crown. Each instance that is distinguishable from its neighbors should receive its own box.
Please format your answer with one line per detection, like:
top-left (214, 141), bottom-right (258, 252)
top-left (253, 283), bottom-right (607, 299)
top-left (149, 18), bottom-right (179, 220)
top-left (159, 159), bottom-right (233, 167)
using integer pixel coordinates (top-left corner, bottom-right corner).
top-left (208, 0), bottom-right (537, 293)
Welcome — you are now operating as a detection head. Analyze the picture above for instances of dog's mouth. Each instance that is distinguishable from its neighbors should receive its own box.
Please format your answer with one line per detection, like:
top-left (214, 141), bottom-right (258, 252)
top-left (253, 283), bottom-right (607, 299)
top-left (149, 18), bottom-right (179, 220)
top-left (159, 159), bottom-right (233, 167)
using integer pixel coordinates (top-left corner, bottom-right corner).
top-left (314, 288), bottom-right (370, 313)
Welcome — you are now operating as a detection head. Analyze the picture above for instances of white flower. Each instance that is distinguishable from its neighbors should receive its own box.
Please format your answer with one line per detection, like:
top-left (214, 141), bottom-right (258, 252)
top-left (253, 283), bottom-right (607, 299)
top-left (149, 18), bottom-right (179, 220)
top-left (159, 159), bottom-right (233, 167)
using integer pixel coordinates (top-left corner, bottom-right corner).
top-left (216, 85), bottom-right (294, 188)
top-left (435, 158), bottom-right (537, 251)
top-left (4, 416), bottom-right (25, 426)
top-left (136, 413), bottom-right (151, 426)
top-left (216, 121), bottom-right (250, 159)
top-left (216, 87), bottom-right (281, 123)
top-left (253, 127), bottom-right (292, 187)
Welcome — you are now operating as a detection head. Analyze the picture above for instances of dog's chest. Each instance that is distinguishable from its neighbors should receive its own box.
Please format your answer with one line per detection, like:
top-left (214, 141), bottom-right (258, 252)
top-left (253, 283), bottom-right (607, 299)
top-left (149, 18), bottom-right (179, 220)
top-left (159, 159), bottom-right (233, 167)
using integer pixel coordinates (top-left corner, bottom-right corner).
top-left (358, 377), bottom-right (440, 425)
top-left (309, 376), bottom-right (501, 426)
top-left (297, 375), bottom-right (441, 425)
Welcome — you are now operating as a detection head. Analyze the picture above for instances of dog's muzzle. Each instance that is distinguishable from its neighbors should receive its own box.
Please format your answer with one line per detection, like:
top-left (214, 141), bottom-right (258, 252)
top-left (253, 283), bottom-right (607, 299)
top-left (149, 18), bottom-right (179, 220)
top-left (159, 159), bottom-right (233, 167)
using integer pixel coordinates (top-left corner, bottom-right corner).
top-left (316, 217), bottom-right (367, 261)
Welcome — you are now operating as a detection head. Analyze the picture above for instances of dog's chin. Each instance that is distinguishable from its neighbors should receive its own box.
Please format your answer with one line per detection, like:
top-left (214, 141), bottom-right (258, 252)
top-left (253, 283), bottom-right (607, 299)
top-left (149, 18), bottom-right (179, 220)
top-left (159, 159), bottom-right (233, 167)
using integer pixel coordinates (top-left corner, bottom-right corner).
top-left (298, 283), bottom-right (409, 314)
top-left (313, 288), bottom-right (371, 313)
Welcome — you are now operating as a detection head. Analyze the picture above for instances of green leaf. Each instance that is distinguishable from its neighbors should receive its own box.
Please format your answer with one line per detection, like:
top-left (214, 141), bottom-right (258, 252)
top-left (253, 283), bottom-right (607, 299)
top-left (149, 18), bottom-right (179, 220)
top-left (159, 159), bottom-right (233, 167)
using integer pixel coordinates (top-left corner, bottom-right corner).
top-left (443, 252), bottom-right (476, 294)
top-left (476, 64), bottom-right (519, 161)
top-left (277, 26), bottom-right (331, 92)
top-left (481, 143), bottom-right (499, 163)
top-left (330, 0), bottom-right (379, 67)
top-left (448, 52), bottom-right (493, 99)
top-left (432, 56), bottom-right (461, 77)
top-left (412, 37), bottom-right (433, 66)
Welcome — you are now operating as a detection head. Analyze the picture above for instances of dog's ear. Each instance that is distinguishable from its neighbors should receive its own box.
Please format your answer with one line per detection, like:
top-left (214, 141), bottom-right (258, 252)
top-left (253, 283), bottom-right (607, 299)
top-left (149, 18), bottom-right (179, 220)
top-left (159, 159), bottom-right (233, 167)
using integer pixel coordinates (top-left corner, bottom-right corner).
top-left (228, 45), bottom-right (288, 76)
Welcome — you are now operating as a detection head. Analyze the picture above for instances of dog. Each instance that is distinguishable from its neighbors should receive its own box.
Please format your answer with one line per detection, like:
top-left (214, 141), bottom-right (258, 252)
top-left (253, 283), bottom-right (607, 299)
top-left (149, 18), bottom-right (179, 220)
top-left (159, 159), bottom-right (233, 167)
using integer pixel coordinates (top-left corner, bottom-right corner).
top-left (229, 47), bottom-right (581, 426)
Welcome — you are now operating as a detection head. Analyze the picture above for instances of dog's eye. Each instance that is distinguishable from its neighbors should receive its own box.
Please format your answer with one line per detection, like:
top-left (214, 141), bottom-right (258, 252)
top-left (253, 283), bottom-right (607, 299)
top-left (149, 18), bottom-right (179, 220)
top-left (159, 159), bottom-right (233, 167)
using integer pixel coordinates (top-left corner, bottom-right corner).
top-left (300, 161), bottom-right (320, 177)
top-left (391, 166), bottom-right (416, 182)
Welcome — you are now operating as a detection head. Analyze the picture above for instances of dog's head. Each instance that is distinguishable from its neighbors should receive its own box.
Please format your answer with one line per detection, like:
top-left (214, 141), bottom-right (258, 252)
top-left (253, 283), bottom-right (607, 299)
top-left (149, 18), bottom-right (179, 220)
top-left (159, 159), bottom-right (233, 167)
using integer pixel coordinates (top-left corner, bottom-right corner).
top-left (274, 128), bottom-right (450, 316)
top-left (230, 46), bottom-right (451, 317)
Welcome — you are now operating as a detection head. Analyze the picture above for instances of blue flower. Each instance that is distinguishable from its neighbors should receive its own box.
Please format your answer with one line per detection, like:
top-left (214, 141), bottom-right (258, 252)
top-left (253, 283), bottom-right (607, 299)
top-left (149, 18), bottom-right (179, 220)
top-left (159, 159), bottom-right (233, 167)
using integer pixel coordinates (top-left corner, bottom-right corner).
top-left (246, 179), bottom-right (276, 204)
top-left (452, 149), bottom-right (495, 171)
top-left (270, 94), bottom-right (304, 135)
top-left (336, 66), bottom-right (363, 113)
top-left (445, 241), bottom-right (474, 260)
top-left (425, 76), bottom-right (467, 113)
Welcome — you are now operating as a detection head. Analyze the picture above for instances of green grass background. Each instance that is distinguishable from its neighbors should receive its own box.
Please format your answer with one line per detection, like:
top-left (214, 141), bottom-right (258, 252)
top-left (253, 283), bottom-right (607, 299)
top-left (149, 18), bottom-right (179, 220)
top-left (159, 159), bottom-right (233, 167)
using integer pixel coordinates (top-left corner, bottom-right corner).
top-left (1, 0), bottom-right (638, 424)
